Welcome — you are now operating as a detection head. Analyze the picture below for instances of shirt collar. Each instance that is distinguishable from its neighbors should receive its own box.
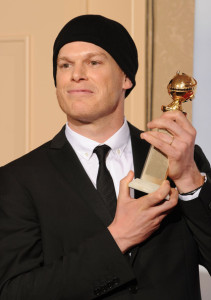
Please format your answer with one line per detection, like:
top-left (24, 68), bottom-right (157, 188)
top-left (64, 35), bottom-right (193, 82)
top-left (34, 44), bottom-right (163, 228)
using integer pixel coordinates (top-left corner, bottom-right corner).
top-left (65, 118), bottom-right (130, 160)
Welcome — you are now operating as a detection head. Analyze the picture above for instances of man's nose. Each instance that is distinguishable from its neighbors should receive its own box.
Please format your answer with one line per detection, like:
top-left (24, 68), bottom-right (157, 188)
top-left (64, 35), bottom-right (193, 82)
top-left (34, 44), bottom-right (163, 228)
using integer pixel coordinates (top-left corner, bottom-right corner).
top-left (71, 63), bottom-right (87, 82)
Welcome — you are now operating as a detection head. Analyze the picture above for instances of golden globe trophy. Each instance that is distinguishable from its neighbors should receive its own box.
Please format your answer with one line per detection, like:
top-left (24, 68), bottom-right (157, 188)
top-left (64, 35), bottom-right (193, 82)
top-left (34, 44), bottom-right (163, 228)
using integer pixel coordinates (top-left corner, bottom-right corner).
top-left (129, 71), bottom-right (197, 194)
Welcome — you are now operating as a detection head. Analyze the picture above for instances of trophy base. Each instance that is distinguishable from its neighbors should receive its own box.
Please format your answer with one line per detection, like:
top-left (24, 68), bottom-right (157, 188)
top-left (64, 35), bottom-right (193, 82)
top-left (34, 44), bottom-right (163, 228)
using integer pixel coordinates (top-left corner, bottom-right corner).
top-left (128, 178), bottom-right (160, 194)
top-left (129, 178), bottom-right (170, 200)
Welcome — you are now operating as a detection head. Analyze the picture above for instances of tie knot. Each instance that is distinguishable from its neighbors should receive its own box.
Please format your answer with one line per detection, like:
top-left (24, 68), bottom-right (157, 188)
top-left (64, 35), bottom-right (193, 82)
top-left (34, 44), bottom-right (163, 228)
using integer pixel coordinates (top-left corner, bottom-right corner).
top-left (93, 145), bottom-right (111, 163)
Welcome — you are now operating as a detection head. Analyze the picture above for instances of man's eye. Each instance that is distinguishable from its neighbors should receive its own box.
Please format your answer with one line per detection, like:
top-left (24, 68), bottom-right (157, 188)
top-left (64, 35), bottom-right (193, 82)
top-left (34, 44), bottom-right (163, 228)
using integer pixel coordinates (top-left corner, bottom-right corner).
top-left (57, 62), bottom-right (71, 69)
top-left (90, 61), bottom-right (100, 66)
top-left (62, 63), bottom-right (70, 68)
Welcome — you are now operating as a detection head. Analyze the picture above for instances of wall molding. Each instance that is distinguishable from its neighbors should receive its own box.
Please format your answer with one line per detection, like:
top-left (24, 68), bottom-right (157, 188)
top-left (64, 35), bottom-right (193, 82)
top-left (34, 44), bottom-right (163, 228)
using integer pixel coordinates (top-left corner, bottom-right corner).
top-left (0, 36), bottom-right (30, 154)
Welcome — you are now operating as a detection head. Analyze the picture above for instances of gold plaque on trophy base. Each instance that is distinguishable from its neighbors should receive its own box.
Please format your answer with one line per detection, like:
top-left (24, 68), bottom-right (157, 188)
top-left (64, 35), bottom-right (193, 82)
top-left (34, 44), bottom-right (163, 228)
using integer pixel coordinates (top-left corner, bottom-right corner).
top-left (129, 71), bottom-right (197, 194)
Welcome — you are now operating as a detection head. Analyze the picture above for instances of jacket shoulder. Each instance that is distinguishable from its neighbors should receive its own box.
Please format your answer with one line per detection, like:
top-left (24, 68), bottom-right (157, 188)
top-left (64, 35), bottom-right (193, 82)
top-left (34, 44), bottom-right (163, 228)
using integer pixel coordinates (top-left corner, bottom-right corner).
top-left (128, 122), bottom-right (143, 136)
top-left (1, 126), bottom-right (66, 171)
top-left (1, 140), bottom-right (51, 171)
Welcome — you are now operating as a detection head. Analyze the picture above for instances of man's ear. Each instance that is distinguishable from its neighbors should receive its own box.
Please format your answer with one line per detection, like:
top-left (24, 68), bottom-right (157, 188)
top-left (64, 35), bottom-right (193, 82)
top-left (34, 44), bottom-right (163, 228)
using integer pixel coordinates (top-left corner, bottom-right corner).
top-left (123, 76), bottom-right (133, 90)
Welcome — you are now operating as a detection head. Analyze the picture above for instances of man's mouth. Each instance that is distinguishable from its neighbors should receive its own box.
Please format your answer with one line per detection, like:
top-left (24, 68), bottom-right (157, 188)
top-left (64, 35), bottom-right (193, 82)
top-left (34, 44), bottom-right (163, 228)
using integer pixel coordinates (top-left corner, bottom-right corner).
top-left (67, 89), bottom-right (93, 94)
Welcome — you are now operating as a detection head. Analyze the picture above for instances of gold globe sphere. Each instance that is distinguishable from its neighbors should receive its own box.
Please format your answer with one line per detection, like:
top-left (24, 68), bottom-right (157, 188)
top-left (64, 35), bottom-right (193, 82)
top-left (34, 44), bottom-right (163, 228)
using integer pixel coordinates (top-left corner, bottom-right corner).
top-left (162, 71), bottom-right (197, 112)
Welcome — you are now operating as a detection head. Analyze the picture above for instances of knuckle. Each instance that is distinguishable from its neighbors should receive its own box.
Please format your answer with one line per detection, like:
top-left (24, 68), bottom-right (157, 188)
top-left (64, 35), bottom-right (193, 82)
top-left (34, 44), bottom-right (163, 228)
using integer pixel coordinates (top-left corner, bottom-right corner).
top-left (174, 149), bottom-right (182, 160)
top-left (191, 127), bottom-right (197, 137)
top-left (120, 177), bottom-right (127, 187)
top-left (154, 138), bottom-right (163, 149)
top-left (156, 191), bottom-right (166, 201)
top-left (185, 136), bottom-right (193, 146)
top-left (153, 217), bottom-right (161, 227)
top-left (181, 142), bottom-right (188, 152)
top-left (165, 119), bottom-right (172, 128)
top-left (170, 196), bottom-right (178, 207)
top-left (154, 221), bottom-right (161, 231)
top-left (154, 192), bottom-right (162, 202)
top-left (159, 193), bottom-right (165, 201)
top-left (120, 178), bottom-right (124, 186)
top-left (143, 195), bottom-right (154, 207)
top-left (149, 210), bottom-right (157, 220)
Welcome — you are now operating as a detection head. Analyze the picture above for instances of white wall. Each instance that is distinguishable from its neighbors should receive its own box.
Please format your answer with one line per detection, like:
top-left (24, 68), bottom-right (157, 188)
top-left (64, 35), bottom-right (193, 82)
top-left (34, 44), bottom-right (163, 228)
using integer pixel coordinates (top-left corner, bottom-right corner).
top-left (193, 0), bottom-right (211, 298)
top-left (193, 0), bottom-right (211, 162)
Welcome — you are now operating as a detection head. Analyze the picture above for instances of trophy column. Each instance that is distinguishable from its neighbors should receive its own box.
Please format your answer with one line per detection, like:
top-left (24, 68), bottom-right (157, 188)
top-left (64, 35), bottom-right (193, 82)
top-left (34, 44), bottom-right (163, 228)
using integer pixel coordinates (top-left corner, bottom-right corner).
top-left (129, 71), bottom-right (197, 194)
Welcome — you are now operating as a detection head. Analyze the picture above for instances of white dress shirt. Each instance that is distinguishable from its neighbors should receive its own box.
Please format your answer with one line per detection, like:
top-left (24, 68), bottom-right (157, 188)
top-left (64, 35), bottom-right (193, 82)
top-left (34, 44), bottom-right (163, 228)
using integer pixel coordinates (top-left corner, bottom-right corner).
top-left (65, 120), bottom-right (202, 201)
top-left (65, 119), bottom-right (134, 197)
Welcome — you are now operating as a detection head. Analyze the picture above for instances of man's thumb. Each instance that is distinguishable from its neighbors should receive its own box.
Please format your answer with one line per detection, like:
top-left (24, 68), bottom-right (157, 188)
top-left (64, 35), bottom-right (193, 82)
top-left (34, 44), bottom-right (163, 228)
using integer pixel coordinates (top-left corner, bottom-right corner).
top-left (118, 171), bottom-right (134, 200)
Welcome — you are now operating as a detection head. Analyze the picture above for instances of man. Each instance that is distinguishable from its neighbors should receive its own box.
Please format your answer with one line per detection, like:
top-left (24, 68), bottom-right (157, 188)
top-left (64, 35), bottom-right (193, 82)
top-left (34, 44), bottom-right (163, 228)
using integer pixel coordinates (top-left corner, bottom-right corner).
top-left (0, 14), bottom-right (211, 300)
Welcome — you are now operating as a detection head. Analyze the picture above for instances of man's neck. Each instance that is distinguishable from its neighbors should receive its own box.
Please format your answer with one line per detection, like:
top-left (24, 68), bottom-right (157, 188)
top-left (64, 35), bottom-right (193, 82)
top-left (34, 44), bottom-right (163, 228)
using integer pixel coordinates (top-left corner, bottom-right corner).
top-left (67, 115), bottom-right (124, 143)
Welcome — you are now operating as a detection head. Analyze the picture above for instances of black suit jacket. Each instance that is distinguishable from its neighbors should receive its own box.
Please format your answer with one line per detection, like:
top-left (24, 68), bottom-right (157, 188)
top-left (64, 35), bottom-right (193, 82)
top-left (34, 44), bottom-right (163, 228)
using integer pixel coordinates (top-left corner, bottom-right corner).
top-left (0, 123), bottom-right (211, 300)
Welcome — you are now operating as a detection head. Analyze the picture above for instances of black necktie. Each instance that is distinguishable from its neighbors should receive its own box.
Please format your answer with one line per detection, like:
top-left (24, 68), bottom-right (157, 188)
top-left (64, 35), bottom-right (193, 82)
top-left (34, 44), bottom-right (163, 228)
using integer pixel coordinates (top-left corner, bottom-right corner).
top-left (94, 145), bottom-right (117, 219)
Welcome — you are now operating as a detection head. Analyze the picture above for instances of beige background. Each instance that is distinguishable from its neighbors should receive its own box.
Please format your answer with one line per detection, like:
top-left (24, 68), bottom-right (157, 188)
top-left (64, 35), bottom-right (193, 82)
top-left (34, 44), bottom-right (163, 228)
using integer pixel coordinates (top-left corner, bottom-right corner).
top-left (0, 0), bottom-right (146, 166)
top-left (146, 0), bottom-right (195, 123)
top-left (1, 0), bottom-right (210, 298)
top-left (0, 0), bottom-right (195, 166)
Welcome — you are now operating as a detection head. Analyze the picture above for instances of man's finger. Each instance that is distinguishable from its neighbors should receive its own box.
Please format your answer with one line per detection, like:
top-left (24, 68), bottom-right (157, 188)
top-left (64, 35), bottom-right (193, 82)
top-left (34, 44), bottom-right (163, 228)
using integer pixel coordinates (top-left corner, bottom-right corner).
top-left (144, 180), bottom-right (171, 207)
top-left (148, 111), bottom-right (196, 137)
top-left (140, 130), bottom-right (187, 160)
top-left (149, 187), bottom-right (178, 222)
top-left (155, 187), bottom-right (178, 214)
top-left (119, 171), bottom-right (134, 200)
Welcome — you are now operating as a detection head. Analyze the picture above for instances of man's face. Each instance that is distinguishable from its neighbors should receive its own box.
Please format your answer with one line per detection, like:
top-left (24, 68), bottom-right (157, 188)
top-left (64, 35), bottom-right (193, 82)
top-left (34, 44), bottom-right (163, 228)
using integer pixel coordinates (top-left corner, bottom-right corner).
top-left (56, 41), bottom-right (132, 125)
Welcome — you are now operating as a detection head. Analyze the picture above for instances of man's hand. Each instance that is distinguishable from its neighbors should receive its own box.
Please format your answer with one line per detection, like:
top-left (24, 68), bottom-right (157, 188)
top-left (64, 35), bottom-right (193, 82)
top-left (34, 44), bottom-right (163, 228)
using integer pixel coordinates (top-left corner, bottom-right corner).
top-left (108, 171), bottom-right (178, 253)
top-left (140, 111), bottom-right (204, 193)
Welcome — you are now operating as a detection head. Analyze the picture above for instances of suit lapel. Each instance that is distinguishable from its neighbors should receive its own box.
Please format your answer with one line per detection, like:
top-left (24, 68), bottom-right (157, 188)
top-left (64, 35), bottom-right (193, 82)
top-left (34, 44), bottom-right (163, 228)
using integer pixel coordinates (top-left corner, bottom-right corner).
top-left (48, 125), bottom-right (150, 264)
top-left (48, 127), bottom-right (113, 227)
top-left (128, 122), bottom-right (150, 197)
top-left (128, 123), bottom-right (150, 264)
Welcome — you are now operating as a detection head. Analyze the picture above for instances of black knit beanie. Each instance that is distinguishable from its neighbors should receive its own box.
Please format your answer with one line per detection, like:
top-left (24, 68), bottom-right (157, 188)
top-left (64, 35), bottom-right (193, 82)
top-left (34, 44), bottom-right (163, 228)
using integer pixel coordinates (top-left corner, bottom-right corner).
top-left (53, 14), bottom-right (138, 97)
